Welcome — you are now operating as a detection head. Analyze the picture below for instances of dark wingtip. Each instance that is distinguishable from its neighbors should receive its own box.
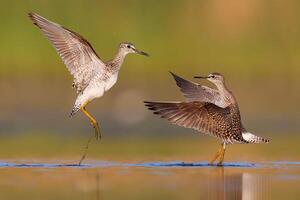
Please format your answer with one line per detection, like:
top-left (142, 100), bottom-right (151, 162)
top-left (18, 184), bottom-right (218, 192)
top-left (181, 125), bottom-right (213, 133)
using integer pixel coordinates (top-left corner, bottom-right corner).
top-left (169, 71), bottom-right (177, 78)
top-left (144, 101), bottom-right (153, 107)
top-left (28, 12), bottom-right (36, 19)
top-left (144, 101), bottom-right (159, 112)
top-left (28, 12), bottom-right (38, 25)
top-left (28, 12), bottom-right (33, 20)
top-left (169, 71), bottom-right (187, 88)
top-left (169, 71), bottom-right (181, 82)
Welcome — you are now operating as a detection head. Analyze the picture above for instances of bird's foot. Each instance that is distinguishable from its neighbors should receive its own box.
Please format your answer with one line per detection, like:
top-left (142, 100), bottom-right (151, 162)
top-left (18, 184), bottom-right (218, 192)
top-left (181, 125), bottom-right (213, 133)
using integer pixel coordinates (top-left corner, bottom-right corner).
top-left (209, 161), bottom-right (215, 166)
top-left (208, 161), bottom-right (223, 167)
top-left (217, 156), bottom-right (224, 166)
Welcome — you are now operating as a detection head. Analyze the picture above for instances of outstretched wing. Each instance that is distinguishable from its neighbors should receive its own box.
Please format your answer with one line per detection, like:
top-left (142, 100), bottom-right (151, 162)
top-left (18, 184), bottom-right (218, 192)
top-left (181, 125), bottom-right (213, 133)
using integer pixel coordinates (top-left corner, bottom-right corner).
top-left (145, 101), bottom-right (242, 141)
top-left (29, 12), bottom-right (106, 93)
top-left (170, 72), bottom-right (229, 108)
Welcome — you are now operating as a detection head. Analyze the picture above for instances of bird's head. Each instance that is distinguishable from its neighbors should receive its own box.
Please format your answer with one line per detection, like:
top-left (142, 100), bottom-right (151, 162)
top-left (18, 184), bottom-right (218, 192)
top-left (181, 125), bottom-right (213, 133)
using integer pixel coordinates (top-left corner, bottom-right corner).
top-left (194, 72), bottom-right (225, 85)
top-left (119, 42), bottom-right (149, 56)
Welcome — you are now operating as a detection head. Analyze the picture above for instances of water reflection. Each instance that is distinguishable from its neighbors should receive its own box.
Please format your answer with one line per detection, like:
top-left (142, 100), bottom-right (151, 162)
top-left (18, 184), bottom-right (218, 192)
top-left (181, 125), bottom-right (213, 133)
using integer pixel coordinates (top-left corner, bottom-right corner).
top-left (95, 173), bottom-right (101, 200)
top-left (242, 173), bottom-right (270, 200)
top-left (83, 171), bottom-right (102, 200)
top-left (207, 167), bottom-right (269, 200)
top-left (85, 167), bottom-right (271, 200)
top-left (0, 161), bottom-right (298, 200)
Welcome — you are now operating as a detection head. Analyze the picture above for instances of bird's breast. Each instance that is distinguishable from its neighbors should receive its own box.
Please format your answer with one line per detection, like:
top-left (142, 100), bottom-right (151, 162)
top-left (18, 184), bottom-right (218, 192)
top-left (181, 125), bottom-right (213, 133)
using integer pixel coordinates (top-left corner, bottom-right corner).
top-left (104, 74), bottom-right (118, 92)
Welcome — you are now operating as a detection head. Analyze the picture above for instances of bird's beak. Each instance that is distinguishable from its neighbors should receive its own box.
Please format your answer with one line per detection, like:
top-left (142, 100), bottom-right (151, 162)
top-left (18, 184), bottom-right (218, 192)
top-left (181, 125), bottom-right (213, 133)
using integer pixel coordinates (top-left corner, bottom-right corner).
top-left (134, 48), bottom-right (149, 56)
top-left (194, 76), bottom-right (208, 79)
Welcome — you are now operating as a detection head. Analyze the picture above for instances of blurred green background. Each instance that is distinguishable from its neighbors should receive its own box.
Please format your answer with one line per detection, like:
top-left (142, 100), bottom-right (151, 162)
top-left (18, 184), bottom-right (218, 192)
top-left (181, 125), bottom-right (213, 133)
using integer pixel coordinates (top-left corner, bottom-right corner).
top-left (1, 1), bottom-right (300, 200)
top-left (0, 0), bottom-right (299, 161)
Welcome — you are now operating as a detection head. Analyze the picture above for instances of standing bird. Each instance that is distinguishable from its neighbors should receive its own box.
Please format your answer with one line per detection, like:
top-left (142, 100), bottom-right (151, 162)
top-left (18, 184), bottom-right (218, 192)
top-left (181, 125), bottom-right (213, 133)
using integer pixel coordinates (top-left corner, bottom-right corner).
top-left (28, 12), bottom-right (148, 164)
top-left (145, 72), bottom-right (269, 165)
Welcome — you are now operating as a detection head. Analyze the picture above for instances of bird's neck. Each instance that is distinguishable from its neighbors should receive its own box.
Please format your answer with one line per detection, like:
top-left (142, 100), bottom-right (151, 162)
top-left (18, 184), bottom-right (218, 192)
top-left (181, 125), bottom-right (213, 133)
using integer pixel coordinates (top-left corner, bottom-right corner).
top-left (216, 82), bottom-right (236, 105)
top-left (109, 50), bottom-right (128, 72)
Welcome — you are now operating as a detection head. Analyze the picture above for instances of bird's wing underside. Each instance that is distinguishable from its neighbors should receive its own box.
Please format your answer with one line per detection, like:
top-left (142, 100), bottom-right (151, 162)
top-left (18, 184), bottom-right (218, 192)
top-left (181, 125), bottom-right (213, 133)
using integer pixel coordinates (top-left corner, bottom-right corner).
top-left (145, 101), bottom-right (233, 138)
top-left (29, 12), bottom-right (106, 93)
top-left (170, 72), bottom-right (229, 108)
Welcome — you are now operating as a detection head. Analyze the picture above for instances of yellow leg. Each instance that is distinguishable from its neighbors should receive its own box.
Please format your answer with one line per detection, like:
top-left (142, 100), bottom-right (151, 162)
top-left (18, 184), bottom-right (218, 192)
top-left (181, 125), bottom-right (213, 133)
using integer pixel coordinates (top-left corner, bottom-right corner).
top-left (80, 104), bottom-right (101, 140)
top-left (217, 143), bottom-right (226, 166)
top-left (209, 143), bottom-right (226, 165)
top-left (77, 102), bottom-right (101, 166)
top-left (209, 144), bottom-right (223, 165)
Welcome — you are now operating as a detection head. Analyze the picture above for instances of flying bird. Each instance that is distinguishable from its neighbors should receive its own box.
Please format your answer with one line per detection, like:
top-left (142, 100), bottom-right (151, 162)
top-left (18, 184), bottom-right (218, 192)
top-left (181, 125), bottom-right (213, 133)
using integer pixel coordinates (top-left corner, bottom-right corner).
top-left (145, 72), bottom-right (269, 165)
top-left (28, 12), bottom-right (148, 164)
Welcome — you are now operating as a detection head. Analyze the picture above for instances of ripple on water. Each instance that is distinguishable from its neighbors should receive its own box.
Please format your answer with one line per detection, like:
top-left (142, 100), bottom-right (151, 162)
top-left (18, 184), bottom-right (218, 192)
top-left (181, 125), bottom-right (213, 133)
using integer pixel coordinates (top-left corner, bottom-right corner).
top-left (0, 160), bottom-right (300, 169)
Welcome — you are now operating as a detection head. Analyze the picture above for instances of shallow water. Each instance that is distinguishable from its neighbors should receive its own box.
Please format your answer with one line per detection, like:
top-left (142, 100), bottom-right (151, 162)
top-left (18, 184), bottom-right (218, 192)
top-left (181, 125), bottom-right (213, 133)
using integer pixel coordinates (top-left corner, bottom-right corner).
top-left (0, 161), bottom-right (299, 200)
top-left (2, 160), bottom-right (300, 168)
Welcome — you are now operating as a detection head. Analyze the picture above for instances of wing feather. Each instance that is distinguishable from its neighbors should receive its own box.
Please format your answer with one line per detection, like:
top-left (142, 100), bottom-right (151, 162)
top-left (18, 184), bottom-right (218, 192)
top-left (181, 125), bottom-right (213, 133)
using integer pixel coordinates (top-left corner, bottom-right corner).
top-left (29, 12), bottom-right (105, 93)
top-left (170, 72), bottom-right (229, 108)
top-left (145, 101), bottom-right (233, 138)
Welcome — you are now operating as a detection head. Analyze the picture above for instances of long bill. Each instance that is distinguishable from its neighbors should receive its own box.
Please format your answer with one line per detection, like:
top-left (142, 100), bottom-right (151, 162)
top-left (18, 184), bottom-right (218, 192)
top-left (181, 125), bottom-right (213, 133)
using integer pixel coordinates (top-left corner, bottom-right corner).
top-left (194, 76), bottom-right (208, 79)
top-left (134, 48), bottom-right (149, 56)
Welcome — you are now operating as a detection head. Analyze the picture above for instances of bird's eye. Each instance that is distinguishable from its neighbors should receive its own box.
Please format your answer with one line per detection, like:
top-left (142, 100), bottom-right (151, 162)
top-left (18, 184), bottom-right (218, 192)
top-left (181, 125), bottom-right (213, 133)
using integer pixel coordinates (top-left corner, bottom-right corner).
top-left (127, 45), bottom-right (131, 48)
top-left (210, 75), bottom-right (215, 78)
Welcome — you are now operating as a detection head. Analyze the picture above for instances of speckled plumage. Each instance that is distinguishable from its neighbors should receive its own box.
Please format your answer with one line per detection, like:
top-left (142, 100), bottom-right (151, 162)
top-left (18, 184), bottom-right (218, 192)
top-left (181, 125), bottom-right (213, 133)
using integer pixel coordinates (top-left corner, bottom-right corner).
top-left (29, 12), bottom-right (148, 165)
top-left (145, 72), bottom-right (269, 165)
top-left (28, 12), bottom-right (148, 117)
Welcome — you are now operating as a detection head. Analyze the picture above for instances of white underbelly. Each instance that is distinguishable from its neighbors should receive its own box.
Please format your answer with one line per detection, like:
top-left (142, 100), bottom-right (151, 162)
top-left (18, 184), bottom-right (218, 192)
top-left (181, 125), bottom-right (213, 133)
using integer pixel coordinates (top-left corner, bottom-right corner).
top-left (104, 74), bottom-right (118, 92)
top-left (80, 74), bottom-right (118, 103)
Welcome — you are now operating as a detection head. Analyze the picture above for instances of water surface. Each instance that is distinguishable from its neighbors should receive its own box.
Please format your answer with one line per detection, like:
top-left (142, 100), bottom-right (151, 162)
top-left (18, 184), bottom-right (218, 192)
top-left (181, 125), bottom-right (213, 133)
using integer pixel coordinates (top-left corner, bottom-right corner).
top-left (0, 160), bottom-right (299, 200)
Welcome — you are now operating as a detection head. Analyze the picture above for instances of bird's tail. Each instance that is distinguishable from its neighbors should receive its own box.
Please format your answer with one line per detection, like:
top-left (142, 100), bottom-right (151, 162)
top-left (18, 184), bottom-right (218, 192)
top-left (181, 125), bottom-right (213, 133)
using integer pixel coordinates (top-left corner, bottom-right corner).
top-left (242, 132), bottom-right (270, 143)
top-left (69, 104), bottom-right (81, 118)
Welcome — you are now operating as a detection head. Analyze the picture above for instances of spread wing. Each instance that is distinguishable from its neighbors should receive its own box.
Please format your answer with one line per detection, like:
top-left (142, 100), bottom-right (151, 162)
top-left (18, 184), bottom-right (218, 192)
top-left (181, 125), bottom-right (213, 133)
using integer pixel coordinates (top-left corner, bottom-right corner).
top-left (170, 72), bottom-right (229, 108)
top-left (29, 12), bottom-right (106, 93)
top-left (145, 101), bottom-right (239, 140)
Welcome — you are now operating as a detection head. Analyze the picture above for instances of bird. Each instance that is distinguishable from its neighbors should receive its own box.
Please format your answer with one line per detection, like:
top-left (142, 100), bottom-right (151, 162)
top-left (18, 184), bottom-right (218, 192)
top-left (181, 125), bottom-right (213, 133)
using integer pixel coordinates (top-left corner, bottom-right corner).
top-left (28, 12), bottom-right (149, 164)
top-left (144, 72), bottom-right (269, 166)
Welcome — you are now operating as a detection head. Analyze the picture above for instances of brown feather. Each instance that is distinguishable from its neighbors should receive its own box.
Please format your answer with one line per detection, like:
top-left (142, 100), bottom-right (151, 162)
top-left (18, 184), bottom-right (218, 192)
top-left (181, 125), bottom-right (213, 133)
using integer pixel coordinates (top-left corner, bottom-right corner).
top-left (144, 101), bottom-right (247, 143)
